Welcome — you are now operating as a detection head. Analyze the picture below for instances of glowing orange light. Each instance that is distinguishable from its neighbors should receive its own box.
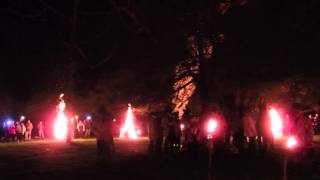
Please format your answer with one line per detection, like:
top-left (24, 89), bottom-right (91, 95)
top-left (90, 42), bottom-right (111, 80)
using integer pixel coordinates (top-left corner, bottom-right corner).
top-left (286, 136), bottom-right (298, 149)
top-left (207, 119), bottom-right (218, 133)
top-left (54, 94), bottom-right (68, 140)
top-left (120, 104), bottom-right (138, 139)
top-left (180, 124), bottom-right (185, 131)
top-left (20, 116), bottom-right (25, 121)
top-left (207, 119), bottom-right (218, 139)
top-left (268, 108), bottom-right (283, 139)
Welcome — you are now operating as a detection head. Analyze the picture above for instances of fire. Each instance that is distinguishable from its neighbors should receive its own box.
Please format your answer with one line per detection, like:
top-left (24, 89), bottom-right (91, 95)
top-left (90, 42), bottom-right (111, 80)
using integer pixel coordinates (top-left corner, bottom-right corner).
top-left (180, 123), bottom-right (185, 131)
top-left (120, 104), bottom-right (138, 139)
top-left (54, 94), bottom-right (68, 140)
top-left (207, 119), bottom-right (218, 139)
top-left (207, 119), bottom-right (218, 134)
top-left (286, 136), bottom-right (298, 149)
top-left (268, 108), bottom-right (284, 139)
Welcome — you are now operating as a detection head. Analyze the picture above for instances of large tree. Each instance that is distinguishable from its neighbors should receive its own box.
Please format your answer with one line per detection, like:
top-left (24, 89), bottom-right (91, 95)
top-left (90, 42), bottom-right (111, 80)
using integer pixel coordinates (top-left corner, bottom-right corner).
top-left (1, 0), bottom-right (319, 121)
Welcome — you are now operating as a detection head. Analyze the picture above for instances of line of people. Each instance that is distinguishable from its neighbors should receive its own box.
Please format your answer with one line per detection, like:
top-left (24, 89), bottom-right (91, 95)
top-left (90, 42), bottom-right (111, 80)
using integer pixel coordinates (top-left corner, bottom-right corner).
top-left (147, 105), bottom-right (315, 156)
top-left (6, 120), bottom-right (45, 142)
top-left (148, 107), bottom-right (201, 154)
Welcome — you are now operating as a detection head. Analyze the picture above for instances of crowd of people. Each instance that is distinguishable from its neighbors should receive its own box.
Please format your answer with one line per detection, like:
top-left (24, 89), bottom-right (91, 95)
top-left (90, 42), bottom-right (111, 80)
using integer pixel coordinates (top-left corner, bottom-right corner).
top-left (2, 118), bottom-right (93, 142)
top-left (146, 106), bottom-right (315, 156)
top-left (5, 120), bottom-right (40, 142)
top-left (1, 104), bottom-right (315, 160)
top-left (74, 119), bottom-right (92, 138)
top-left (147, 107), bottom-right (205, 154)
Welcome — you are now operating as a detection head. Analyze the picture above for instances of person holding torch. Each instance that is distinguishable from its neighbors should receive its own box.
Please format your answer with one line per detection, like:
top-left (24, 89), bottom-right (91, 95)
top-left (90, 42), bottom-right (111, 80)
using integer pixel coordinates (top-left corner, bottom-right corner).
top-left (206, 118), bottom-right (218, 180)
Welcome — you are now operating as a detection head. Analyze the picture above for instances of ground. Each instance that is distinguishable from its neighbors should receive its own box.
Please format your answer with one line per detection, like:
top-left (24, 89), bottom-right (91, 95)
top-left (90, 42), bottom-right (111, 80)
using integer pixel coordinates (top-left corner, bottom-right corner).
top-left (1, 138), bottom-right (320, 180)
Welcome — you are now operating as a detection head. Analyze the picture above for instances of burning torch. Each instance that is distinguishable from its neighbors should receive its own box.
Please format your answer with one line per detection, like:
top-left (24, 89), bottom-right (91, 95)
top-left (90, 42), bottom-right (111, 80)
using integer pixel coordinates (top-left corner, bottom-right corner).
top-left (179, 123), bottom-right (186, 150)
top-left (206, 118), bottom-right (218, 180)
top-left (283, 136), bottom-right (298, 180)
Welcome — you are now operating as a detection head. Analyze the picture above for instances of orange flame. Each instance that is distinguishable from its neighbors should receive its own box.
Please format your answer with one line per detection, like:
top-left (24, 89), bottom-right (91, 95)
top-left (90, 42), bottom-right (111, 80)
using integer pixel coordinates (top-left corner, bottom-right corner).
top-left (268, 108), bottom-right (284, 139)
top-left (180, 124), bottom-right (185, 131)
top-left (54, 94), bottom-right (68, 140)
top-left (207, 119), bottom-right (218, 134)
top-left (286, 136), bottom-right (298, 149)
top-left (120, 104), bottom-right (138, 139)
top-left (207, 118), bottom-right (218, 139)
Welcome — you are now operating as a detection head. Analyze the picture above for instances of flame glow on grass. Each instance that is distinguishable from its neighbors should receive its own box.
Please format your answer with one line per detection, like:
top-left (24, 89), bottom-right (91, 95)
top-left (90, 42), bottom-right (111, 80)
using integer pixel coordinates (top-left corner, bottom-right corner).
top-left (120, 104), bottom-right (138, 139)
top-left (53, 94), bottom-right (68, 141)
top-left (268, 108), bottom-right (284, 139)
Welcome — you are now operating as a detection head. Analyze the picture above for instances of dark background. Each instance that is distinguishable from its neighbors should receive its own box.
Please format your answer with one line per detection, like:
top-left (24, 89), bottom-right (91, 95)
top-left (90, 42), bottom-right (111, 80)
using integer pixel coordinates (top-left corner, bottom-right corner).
top-left (0, 0), bottom-right (319, 118)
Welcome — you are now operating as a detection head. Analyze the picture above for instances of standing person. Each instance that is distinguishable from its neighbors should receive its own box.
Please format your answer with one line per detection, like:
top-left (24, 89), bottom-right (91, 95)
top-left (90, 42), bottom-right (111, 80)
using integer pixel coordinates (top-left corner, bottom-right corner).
top-left (67, 118), bottom-right (75, 142)
top-left (77, 120), bottom-right (85, 138)
top-left (173, 112), bottom-right (181, 152)
top-left (96, 106), bottom-right (114, 158)
top-left (8, 123), bottom-right (16, 142)
top-left (148, 112), bottom-right (163, 152)
top-left (84, 120), bottom-right (92, 138)
top-left (148, 112), bottom-right (156, 152)
top-left (153, 112), bottom-right (163, 153)
top-left (161, 107), bottom-right (172, 152)
top-left (165, 112), bottom-right (180, 153)
top-left (15, 122), bottom-right (23, 142)
top-left (21, 122), bottom-right (26, 141)
top-left (243, 111), bottom-right (258, 152)
top-left (37, 121), bottom-right (45, 139)
top-left (25, 120), bottom-right (33, 141)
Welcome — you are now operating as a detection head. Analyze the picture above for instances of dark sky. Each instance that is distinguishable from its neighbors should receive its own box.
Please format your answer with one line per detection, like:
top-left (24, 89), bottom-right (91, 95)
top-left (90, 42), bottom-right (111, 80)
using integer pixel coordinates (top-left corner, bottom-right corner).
top-left (1, 0), bottom-right (319, 111)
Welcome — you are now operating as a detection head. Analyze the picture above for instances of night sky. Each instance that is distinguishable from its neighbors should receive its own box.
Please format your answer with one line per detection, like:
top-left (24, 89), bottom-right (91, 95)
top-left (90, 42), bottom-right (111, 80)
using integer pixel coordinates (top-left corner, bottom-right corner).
top-left (1, 0), bottom-right (319, 114)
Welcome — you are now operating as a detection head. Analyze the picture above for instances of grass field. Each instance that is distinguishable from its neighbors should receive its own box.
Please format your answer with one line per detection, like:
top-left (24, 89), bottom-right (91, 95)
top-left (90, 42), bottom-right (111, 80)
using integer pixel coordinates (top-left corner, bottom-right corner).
top-left (1, 138), bottom-right (320, 180)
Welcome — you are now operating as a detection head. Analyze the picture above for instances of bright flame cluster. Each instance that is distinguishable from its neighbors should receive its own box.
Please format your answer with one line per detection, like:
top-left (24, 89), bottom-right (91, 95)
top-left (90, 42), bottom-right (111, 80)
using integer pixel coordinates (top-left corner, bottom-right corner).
top-left (268, 108), bottom-right (283, 139)
top-left (207, 119), bottom-right (218, 139)
top-left (286, 136), bottom-right (298, 149)
top-left (207, 119), bottom-right (218, 134)
top-left (54, 95), bottom-right (68, 140)
top-left (180, 124), bottom-right (185, 131)
top-left (120, 104), bottom-right (138, 139)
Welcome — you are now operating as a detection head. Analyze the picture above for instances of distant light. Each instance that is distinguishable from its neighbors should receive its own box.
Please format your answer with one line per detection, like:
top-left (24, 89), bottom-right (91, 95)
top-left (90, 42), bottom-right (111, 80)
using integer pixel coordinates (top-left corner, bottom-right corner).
top-left (75, 115), bottom-right (79, 119)
top-left (20, 116), bottom-right (25, 121)
top-left (180, 124), bottom-right (185, 131)
top-left (6, 119), bottom-right (14, 126)
top-left (113, 118), bottom-right (117, 122)
top-left (286, 136), bottom-right (298, 149)
top-left (86, 115), bottom-right (92, 121)
top-left (207, 118), bottom-right (218, 139)
top-left (207, 119), bottom-right (218, 134)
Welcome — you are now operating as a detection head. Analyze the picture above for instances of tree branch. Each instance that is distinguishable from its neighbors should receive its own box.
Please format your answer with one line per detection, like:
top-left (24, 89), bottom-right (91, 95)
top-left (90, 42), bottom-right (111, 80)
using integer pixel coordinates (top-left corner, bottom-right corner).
top-left (171, 79), bottom-right (195, 95)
